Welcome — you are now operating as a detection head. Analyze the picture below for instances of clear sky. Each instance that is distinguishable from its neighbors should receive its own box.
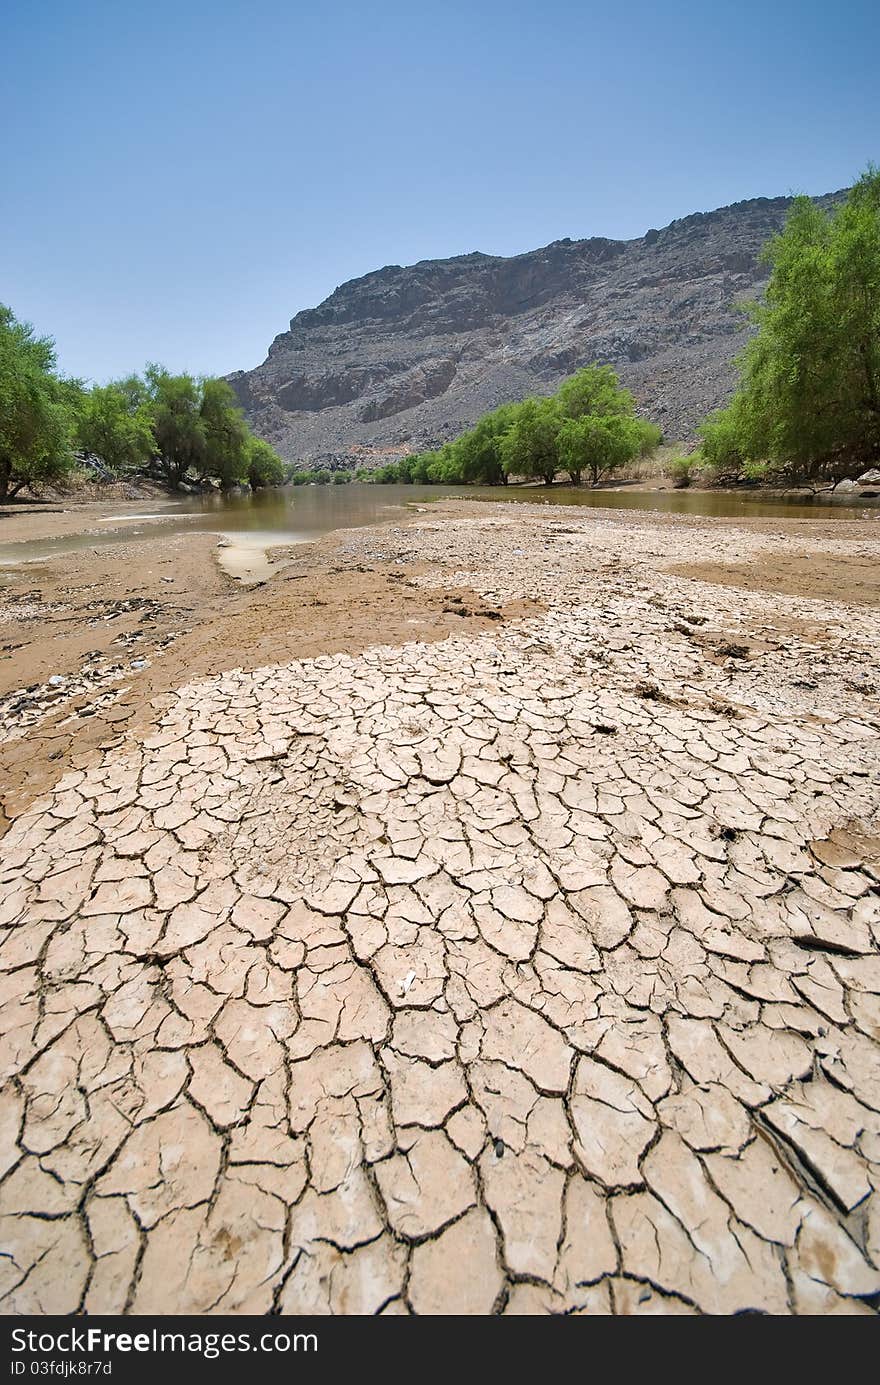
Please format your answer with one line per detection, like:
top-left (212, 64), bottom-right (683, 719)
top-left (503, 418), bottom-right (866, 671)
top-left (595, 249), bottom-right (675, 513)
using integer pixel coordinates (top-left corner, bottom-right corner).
top-left (3, 0), bottom-right (878, 383)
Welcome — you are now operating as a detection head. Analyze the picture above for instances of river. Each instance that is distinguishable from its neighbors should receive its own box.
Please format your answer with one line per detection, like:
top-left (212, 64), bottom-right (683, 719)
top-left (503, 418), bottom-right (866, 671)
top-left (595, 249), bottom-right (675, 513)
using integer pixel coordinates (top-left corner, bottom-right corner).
top-left (1, 482), bottom-right (877, 579)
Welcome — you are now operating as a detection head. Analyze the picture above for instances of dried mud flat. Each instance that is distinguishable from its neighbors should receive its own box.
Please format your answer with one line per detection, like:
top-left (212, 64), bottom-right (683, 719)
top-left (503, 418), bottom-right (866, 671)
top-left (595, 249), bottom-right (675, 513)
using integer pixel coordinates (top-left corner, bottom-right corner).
top-left (1, 501), bottom-right (880, 1316)
top-left (0, 511), bottom-right (529, 829)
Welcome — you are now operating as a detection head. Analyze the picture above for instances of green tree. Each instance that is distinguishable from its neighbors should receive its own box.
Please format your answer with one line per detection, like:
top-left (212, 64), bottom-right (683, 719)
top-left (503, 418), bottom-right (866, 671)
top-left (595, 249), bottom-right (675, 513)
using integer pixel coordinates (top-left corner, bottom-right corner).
top-left (75, 380), bottom-right (155, 474)
top-left (700, 169), bottom-right (880, 480)
top-left (501, 398), bottom-right (560, 484)
top-left (115, 373), bottom-right (152, 415)
top-left (635, 420), bottom-right (663, 455)
top-left (198, 377), bottom-right (250, 488)
top-left (141, 370), bottom-right (254, 489)
top-left (556, 364), bottom-right (634, 423)
top-left (145, 366), bottom-right (206, 487)
top-left (372, 463), bottom-right (400, 483)
top-left (0, 305), bottom-right (74, 500)
top-left (698, 406), bottom-right (746, 476)
top-left (834, 171), bottom-right (880, 446)
top-left (364, 366), bottom-right (661, 491)
top-left (408, 454), bottom-right (432, 483)
top-left (426, 445), bottom-right (466, 483)
top-left (248, 437), bottom-right (285, 489)
top-left (554, 365), bottom-right (659, 483)
top-left (557, 414), bottom-right (642, 485)
top-left (454, 403), bottom-right (520, 484)
top-left (419, 451), bottom-right (445, 482)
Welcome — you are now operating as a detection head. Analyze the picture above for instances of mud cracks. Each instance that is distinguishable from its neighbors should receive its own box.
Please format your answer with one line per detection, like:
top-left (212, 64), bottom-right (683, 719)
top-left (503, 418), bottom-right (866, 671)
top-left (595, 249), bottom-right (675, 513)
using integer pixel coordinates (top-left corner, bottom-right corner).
top-left (2, 509), bottom-right (879, 1314)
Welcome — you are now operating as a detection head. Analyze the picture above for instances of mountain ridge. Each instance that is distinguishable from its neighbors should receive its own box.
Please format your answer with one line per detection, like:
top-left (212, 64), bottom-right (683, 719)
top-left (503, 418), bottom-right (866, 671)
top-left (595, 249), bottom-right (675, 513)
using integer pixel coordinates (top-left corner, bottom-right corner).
top-left (229, 189), bottom-right (845, 465)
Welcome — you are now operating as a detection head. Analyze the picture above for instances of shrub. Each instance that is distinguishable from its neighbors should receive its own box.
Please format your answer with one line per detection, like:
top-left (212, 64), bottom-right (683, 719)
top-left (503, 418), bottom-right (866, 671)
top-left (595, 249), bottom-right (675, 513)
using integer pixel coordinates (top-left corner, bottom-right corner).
top-left (667, 455), bottom-right (697, 488)
top-left (741, 459), bottom-right (770, 483)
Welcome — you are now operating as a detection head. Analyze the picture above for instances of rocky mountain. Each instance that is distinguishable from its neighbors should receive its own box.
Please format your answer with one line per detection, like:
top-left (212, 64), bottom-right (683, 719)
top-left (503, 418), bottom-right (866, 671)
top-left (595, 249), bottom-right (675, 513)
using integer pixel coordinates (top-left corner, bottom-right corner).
top-left (229, 190), bottom-right (843, 466)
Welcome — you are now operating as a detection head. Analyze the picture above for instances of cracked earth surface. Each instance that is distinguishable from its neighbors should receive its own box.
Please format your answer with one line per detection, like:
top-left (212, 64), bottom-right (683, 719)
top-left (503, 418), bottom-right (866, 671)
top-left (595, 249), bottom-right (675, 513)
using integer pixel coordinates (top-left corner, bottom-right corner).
top-left (2, 504), bottom-right (880, 1315)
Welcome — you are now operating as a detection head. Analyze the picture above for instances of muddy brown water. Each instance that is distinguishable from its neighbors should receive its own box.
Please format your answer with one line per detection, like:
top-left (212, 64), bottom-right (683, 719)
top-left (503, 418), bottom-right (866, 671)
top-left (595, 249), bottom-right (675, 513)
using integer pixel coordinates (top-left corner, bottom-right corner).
top-left (0, 482), bottom-right (877, 572)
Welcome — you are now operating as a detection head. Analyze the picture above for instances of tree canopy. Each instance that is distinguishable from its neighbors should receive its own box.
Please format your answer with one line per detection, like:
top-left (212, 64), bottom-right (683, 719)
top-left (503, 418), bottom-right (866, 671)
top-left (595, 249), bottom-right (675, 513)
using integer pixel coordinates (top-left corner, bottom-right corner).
top-left (454, 403), bottom-right (521, 485)
top-left (370, 365), bottom-right (662, 487)
top-left (499, 398), bottom-right (561, 485)
top-left (248, 438), bottom-right (287, 489)
top-left (0, 305), bottom-right (75, 501)
top-left (699, 167), bottom-right (880, 481)
top-left (197, 376), bottom-right (251, 488)
top-left (0, 302), bottom-right (286, 499)
top-left (75, 379), bottom-right (154, 474)
top-left (552, 366), bottom-right (660, 485)
top-left (558, 415), bottom-right (647, 486)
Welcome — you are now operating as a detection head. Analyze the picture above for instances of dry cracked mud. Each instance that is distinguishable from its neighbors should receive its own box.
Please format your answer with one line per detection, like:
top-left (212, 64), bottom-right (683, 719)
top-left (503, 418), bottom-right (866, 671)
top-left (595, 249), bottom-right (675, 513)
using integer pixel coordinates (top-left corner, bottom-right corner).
top-left (1, 504), bottom-right (880, 1315)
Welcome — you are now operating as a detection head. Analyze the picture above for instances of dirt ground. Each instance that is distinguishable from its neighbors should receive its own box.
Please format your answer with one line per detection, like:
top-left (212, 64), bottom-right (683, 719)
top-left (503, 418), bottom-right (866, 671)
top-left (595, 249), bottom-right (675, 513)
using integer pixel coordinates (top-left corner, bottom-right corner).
top-left (1, 500), bottom-right (878, 837)
top-left (0, 504), bottom-right (538, 829)
top-left (675, 549), bottom-right (880, 607)
top-left (2, 495), bottom-right (879, 1315)
top-left (1, 497), bottom-right (878, 837)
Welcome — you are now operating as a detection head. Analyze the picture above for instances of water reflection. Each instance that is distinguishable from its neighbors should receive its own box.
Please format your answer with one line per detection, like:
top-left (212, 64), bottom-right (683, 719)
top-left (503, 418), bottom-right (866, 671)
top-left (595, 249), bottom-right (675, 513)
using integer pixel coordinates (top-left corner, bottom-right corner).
top-left (0, 481), bottom-right (875, 569)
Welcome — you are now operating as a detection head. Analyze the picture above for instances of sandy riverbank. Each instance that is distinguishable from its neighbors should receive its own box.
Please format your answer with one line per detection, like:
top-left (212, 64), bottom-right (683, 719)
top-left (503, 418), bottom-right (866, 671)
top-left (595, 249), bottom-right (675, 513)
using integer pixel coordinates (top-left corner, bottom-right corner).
top-left (0, 502), bottom-right (537, 828)
top-left (1, 498), bottom-right (879, 1314)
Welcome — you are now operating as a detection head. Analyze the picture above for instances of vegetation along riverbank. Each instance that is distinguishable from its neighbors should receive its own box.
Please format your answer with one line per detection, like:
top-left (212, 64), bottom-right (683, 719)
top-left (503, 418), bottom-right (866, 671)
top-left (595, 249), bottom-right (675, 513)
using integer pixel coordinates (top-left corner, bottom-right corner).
top-left (0, 162), bottom-right (878, 1316)
top-left (3, 171), bottom-right (878, 507)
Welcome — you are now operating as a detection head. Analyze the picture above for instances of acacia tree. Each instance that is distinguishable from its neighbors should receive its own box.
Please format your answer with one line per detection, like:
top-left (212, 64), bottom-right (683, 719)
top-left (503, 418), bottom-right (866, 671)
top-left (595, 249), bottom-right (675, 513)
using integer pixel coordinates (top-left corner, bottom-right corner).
top-left (558, 414), bottom-right (641, 485)
top-left (145, 366), bottom-right (206, 486)
top-left (501, 398), bottom-right (560, 484)
top-left (0, 305), bottom-right (74, 500)
top-left (247, 437), bottom-right (285, 488)
top-left (554, 365), bottom-right (660, 484)
top-left (197, 377), bottom-right (250, 487)
top-left (701, 168), bottom-right (880, 479)
top-left (836, 171), bottom-right (880, 448)
top-left (75, 380), bottom-right (155, 473)
top-left (414, 446), bottom-right (465, 484)
top-left (76, 368), bottom-right (276, 490)
top-left (454, 403), bottom-right (520, 484)
top-left (556, 364), bottom-right (634, 423)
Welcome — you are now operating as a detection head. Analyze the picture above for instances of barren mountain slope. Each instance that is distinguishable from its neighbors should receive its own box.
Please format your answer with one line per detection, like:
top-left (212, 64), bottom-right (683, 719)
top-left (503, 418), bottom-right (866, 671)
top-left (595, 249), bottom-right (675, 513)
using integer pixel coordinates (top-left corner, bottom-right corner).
top-left (229, 191), bottom-right (843, 465)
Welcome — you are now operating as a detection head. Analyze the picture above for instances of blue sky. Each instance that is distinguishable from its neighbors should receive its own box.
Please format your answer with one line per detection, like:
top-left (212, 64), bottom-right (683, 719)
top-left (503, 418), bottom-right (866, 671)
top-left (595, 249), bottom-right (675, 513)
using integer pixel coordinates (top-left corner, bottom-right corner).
top-left (2, 0), bottom-right (878, 382)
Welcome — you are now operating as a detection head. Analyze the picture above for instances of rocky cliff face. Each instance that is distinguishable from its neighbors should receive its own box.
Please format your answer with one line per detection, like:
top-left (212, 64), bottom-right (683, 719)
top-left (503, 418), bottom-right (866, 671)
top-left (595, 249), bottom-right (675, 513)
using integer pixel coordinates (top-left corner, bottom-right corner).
top-left (229, 190), bottom-right (843, 465)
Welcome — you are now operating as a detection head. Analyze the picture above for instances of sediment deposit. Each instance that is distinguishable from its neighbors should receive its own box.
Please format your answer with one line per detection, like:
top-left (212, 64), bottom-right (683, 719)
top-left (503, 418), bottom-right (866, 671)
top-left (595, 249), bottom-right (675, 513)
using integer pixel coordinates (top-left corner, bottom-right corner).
top-left (1, 503), bottom-right (879, 1314)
